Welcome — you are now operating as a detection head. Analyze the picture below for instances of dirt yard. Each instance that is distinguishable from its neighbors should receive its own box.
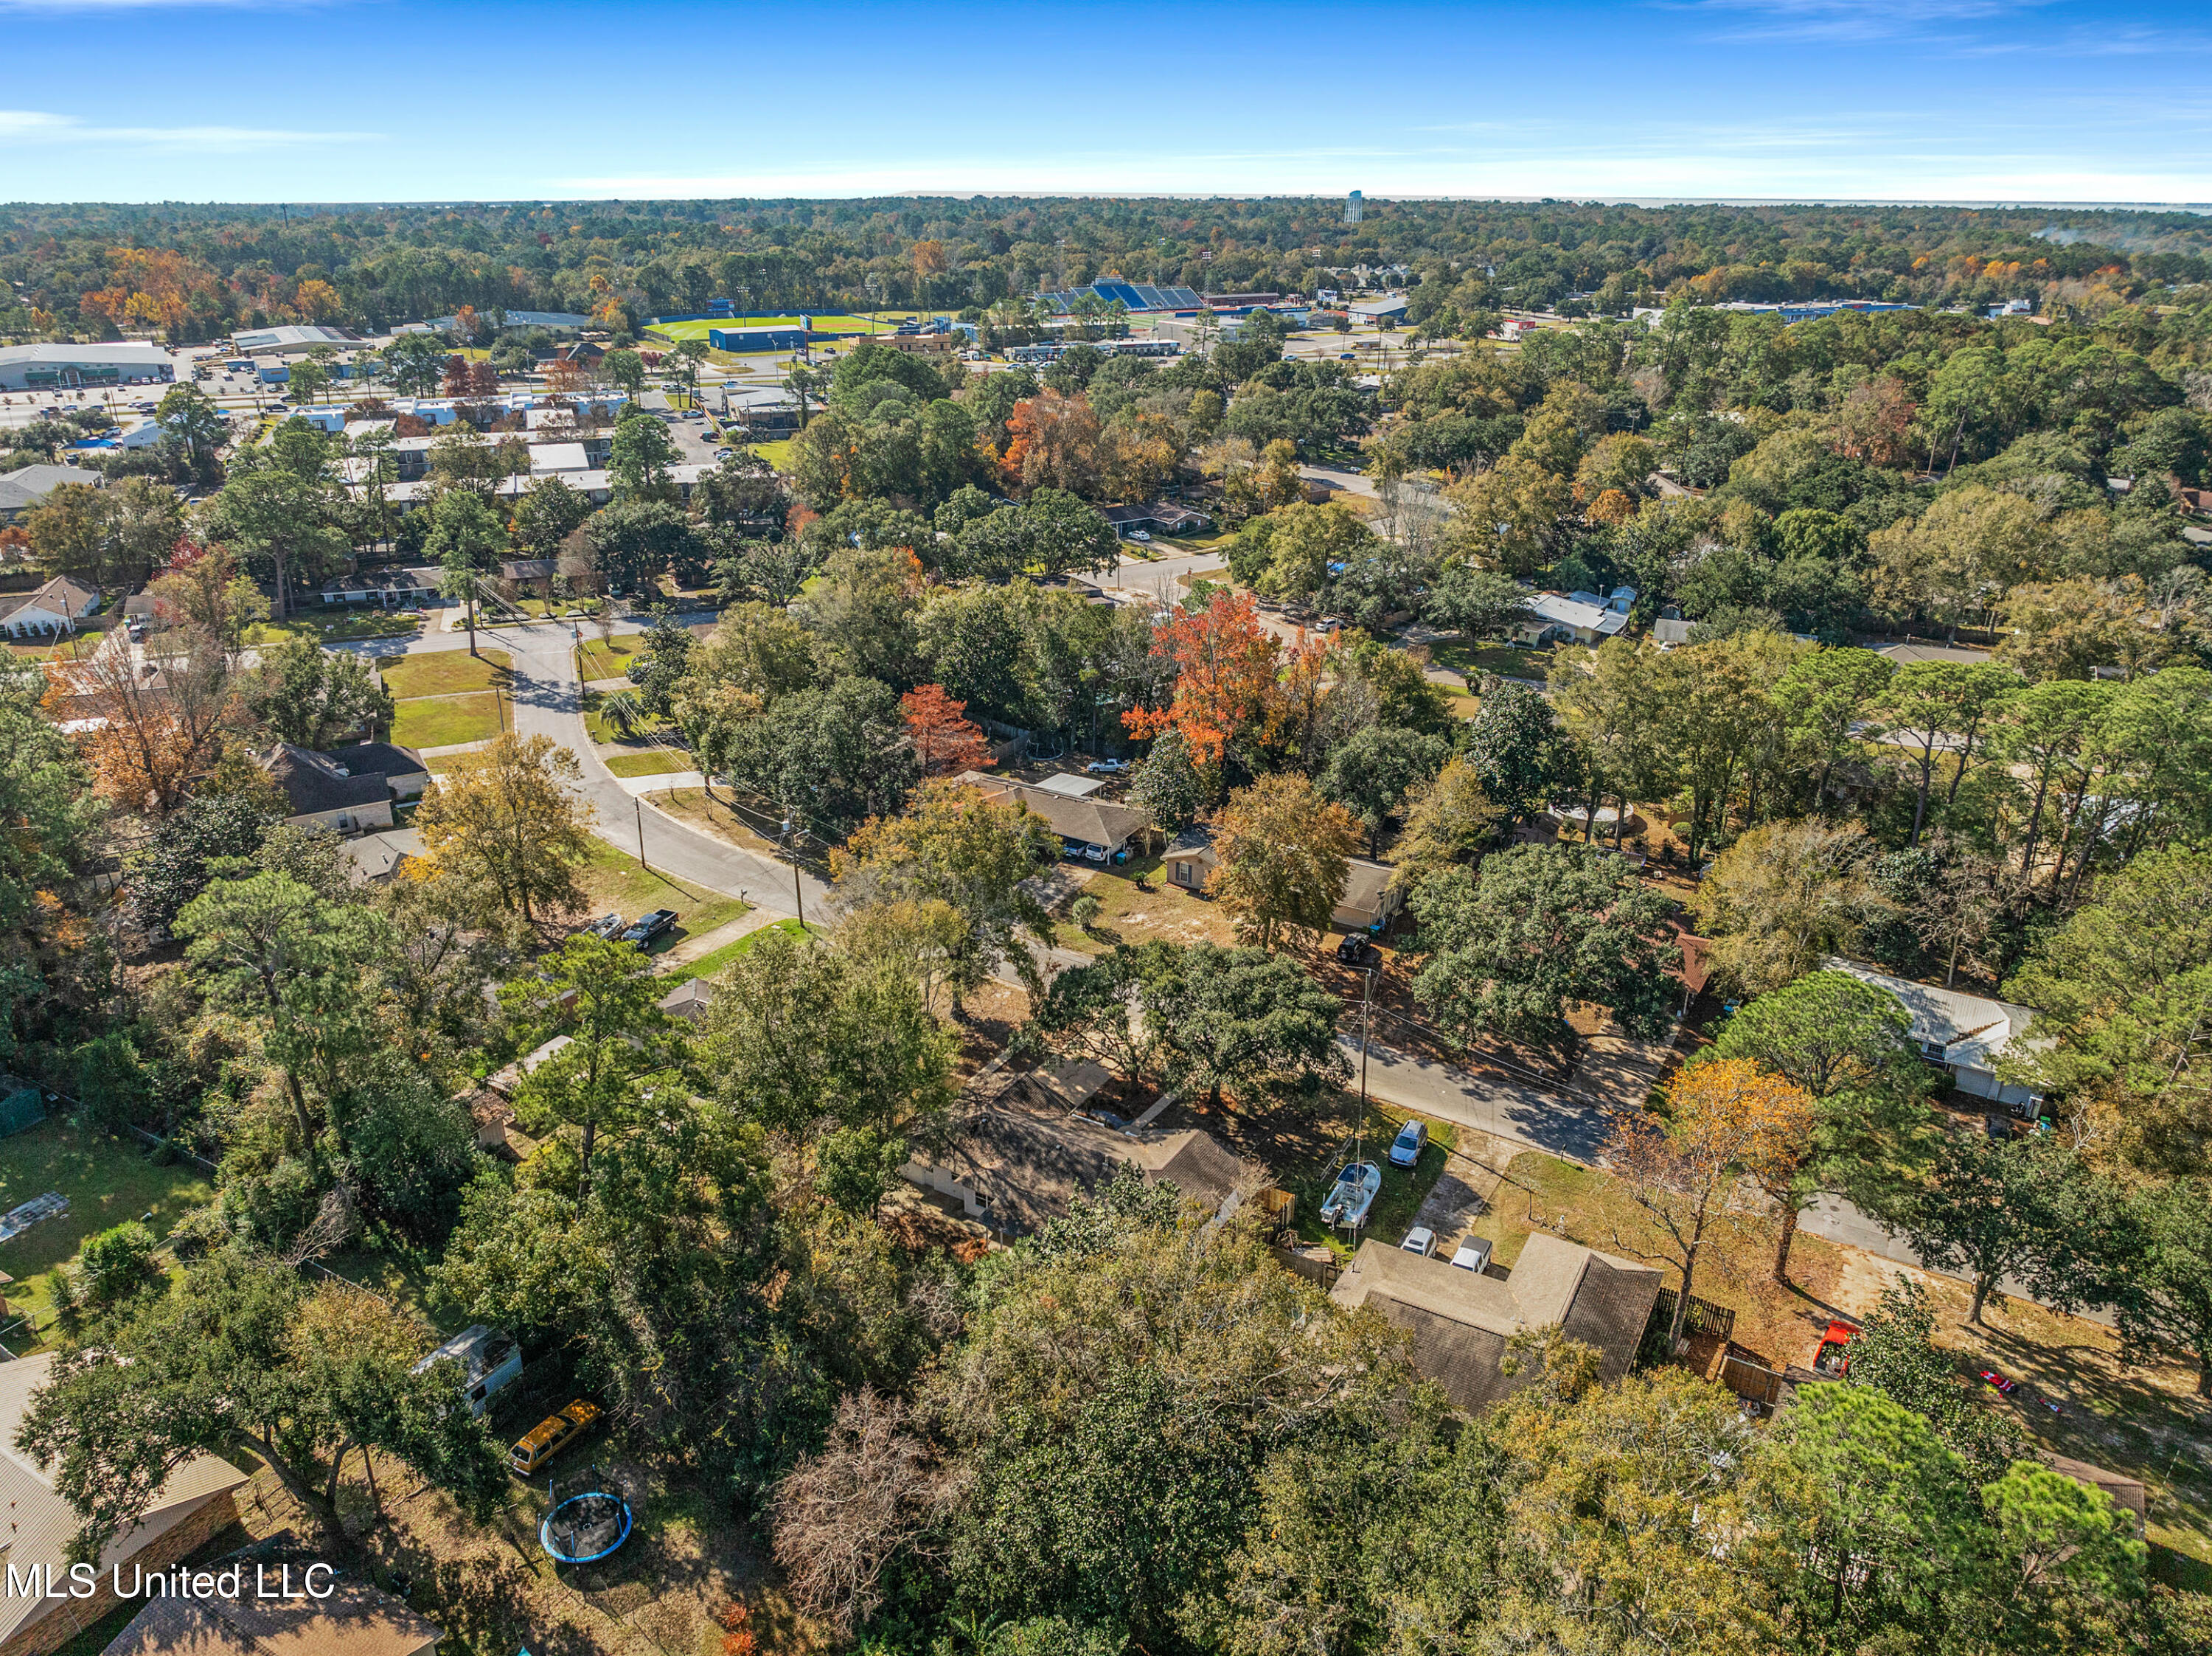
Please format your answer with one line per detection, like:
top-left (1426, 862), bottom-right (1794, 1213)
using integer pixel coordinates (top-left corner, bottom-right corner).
top-left (224, 1450), bottom-right (803, 1656)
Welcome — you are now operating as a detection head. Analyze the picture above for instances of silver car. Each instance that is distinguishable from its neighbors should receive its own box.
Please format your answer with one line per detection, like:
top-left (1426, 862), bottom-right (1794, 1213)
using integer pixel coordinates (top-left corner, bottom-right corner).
top-left (1400, 1227), bottom-right (1436, 1258)
top-left (1387, 1119), bottom-right (1427, 1168)
top-left (1450, 1237), bottom-right (1494, 1275)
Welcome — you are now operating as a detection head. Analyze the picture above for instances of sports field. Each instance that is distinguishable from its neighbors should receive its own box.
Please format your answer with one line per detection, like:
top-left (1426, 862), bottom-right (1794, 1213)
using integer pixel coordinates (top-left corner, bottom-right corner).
top-left (649, 314), bottom-right (900, 342)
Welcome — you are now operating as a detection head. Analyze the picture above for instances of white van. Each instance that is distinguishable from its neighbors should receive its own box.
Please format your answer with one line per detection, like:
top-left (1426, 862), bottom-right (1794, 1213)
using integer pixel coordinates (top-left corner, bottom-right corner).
top-left (411, 1325), bottom-right (522, 1418)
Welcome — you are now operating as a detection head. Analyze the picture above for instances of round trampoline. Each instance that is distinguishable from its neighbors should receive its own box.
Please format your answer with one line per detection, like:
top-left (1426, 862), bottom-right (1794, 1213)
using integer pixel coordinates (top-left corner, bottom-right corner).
top-left (540, 1471), bottom-right (634, 1564)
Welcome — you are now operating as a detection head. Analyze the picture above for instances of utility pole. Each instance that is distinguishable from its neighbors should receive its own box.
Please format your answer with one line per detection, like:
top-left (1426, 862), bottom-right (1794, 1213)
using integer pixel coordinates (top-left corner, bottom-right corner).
top-left (793, 858), bottom-right (806, 929)
top-left (634, 797), bottom-right (647, 871)
top-left (1357, 965), bottom-right (1374, 1165)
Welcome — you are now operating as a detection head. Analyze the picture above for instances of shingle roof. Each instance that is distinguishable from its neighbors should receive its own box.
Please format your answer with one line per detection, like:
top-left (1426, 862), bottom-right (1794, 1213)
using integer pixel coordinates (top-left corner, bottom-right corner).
top-left (0, 574), bottom-right (100, 625)
top-left (0, 463), bottom-right (103, 515)
top-left (954, 771), bottom-right (1151, 849)
top-left (1331, 1234), bottom-right (1661, 1411)
top-left (259, 742), bottom-right (425, 818)
top-left (1821, 957), bottom-right (2045, 1074)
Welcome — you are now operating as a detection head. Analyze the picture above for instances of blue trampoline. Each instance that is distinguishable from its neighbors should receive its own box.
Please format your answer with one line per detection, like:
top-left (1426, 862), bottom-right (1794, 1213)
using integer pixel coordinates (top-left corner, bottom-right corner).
top-left (539, 1466), bottom-right (633, 1564)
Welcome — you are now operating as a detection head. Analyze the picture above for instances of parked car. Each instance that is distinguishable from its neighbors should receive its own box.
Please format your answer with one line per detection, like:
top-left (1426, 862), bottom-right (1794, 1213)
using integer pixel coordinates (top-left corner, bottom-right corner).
top-left (1132, 530), bottom-right (1152, 543)
top-left (509, 1399), bottom-right (602, 1477)
top-left (1449, 1236), bottom-right (1494, 1274)
top-left (622, 909), bottom-right (679, 947)
top-left (1318, 1161), bottom-right (1381, 1228)
top-left (585, 912), bottom-right (627, 939)
top-left (1336, 934), bottom-right (1380, 967)
top-left (1399, 1226), bottom-right (1436, 1257)
top-left (1082, 843), bottom-right (1107, 863)
top-left (1387, 1119), bottom-right (1427, 1168)
top-left (1085, 759), bottom-right (1129, 774)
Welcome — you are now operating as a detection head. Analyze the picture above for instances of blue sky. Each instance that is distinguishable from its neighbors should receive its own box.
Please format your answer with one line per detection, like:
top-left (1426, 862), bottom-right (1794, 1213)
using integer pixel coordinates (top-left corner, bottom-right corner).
top-left (4, 0), bottom-right (2209, 204)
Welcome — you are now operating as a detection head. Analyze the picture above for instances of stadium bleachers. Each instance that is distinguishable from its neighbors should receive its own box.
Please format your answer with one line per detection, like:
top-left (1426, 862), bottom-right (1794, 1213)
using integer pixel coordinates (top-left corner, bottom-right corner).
top-left (1040, 281), bottom-right (1204, 314)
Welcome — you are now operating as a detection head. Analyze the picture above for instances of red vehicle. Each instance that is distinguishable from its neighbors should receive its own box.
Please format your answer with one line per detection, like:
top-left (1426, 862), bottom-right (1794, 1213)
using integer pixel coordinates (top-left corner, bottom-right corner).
top-left (1813, 1319), bottom-right (1857, 1375)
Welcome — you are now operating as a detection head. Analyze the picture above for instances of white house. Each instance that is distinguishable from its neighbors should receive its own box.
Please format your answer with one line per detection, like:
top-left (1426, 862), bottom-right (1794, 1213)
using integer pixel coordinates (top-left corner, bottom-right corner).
top-left (0, 574), bottom-right (100, 639)
top-left (1823, 958), bottom-right (2048, 1113)
top-left (1511, 585), bottom-right (1635, 647)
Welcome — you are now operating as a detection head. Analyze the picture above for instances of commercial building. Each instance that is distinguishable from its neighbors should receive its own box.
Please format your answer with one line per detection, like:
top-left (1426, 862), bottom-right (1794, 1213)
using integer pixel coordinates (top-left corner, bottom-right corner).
top-left (232, 324), bottom-right (363, 355)
top-left (0, 343), bottom-right (173, 392)
top-left (0, 1353), bottom-right (248, 1656)
top-left (1331, 1233), bottom-right (1662, 1413)
top-left (1348, 294), bottom-right (1410, 324)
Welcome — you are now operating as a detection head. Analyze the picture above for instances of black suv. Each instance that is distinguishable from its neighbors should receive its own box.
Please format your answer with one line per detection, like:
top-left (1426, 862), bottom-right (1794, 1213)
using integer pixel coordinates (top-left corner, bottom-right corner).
top-left (1336, 934), bottom-right (1381, 967)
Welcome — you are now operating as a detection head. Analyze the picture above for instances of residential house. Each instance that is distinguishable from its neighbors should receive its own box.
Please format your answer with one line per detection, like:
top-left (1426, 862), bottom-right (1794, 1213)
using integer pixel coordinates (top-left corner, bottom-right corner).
top-left (1335, 857), bottom-right (1405, 933)
top-left (1652, 616), bottom-right (1694, 648)
top-left (259, 742), bottom-right (430, 834)
top-left (657, 978), bottom-right (716, 1025)
top-left (1874, 641), bottom-right (1994, 667)
top-left (1823, 957), bottom-right (2048, 1113)
top-left (901, 1060), bottom-right (1252, 1236)
top-left (1163, 827), bottom-right (1400, 933)
top-left (955, 770), bottom-right (1152, 862)
top-left (316, 566), bottom-right (440, 608)
top-left (341, 827), bottom-right (423, 886)
top-left (1164, 824), bottom-right (1215, 892)
top-left (100, 1572), bottom-right (442, 1656)
top-left (0, 463), bottom-right (103, 523)
top-left (0, 574), bottom-right (100, 639)
top-left (1509, 585), bottom-right (1635, 647)
top-left (1329, 1233), bottom-right (1662, 1412)
top-left (1100, 501), bottom-right (1213, 540)
top-left (0, 1352), bottom-right (248, 1656)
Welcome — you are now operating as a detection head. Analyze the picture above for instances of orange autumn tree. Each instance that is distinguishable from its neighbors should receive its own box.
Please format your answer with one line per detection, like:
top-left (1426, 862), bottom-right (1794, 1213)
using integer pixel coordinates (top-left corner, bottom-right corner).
top-left (46, 630), bottom-right (237, 817)
top-left (1124, 590), bottom-right (1281, 776)
top-left (1603, 1057), bottom-right (1816, 1349)
top-left (1001, 389), bottom-right (1102, 496)
top-left (903, 684), bottom-right (992, 776)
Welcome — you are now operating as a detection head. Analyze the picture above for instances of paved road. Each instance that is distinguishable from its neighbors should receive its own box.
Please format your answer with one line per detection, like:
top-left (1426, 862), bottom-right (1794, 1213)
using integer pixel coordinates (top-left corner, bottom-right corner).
top-left (490, 619), bottom-right (832, 920)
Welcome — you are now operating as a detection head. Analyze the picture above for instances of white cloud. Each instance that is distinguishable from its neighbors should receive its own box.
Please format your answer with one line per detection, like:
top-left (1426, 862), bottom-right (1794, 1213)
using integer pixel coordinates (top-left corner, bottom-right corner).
top-left (0, 108), bottom-right (376, 148)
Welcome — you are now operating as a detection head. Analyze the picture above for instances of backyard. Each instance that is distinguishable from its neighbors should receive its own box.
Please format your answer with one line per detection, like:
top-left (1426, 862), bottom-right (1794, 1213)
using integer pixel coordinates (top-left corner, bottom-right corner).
top-left (0, 1119), bottom-right (216, 1347)
top-left (1049, 856), bottom-right (1243, 955)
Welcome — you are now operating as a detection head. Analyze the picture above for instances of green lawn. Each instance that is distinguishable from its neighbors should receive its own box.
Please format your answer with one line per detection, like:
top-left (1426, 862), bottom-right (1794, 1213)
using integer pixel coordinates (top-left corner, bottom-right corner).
top-left (1432, 639), bottom-right (1551, 681)
top-left (573, 840), bottom-right (746, 949)
top-left (661, 917), bottom-right (824, 985)
top-left (391, 690), bottom-right (507, 748)
top-left (605, 749), bottom-right (694, 778)
top-left (578, 634), bottom-right (644, 681)
top-left (751, 437), bottom-right (796, 472)
top-left (378, 648), bottom-right (511, 698)
top-left (1283, 1096), bottom-right (1458, 1261)
top-left (0, 1120), bottom-right (217, 1346)
top-left (250, 609), bottom-right (424, 645)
